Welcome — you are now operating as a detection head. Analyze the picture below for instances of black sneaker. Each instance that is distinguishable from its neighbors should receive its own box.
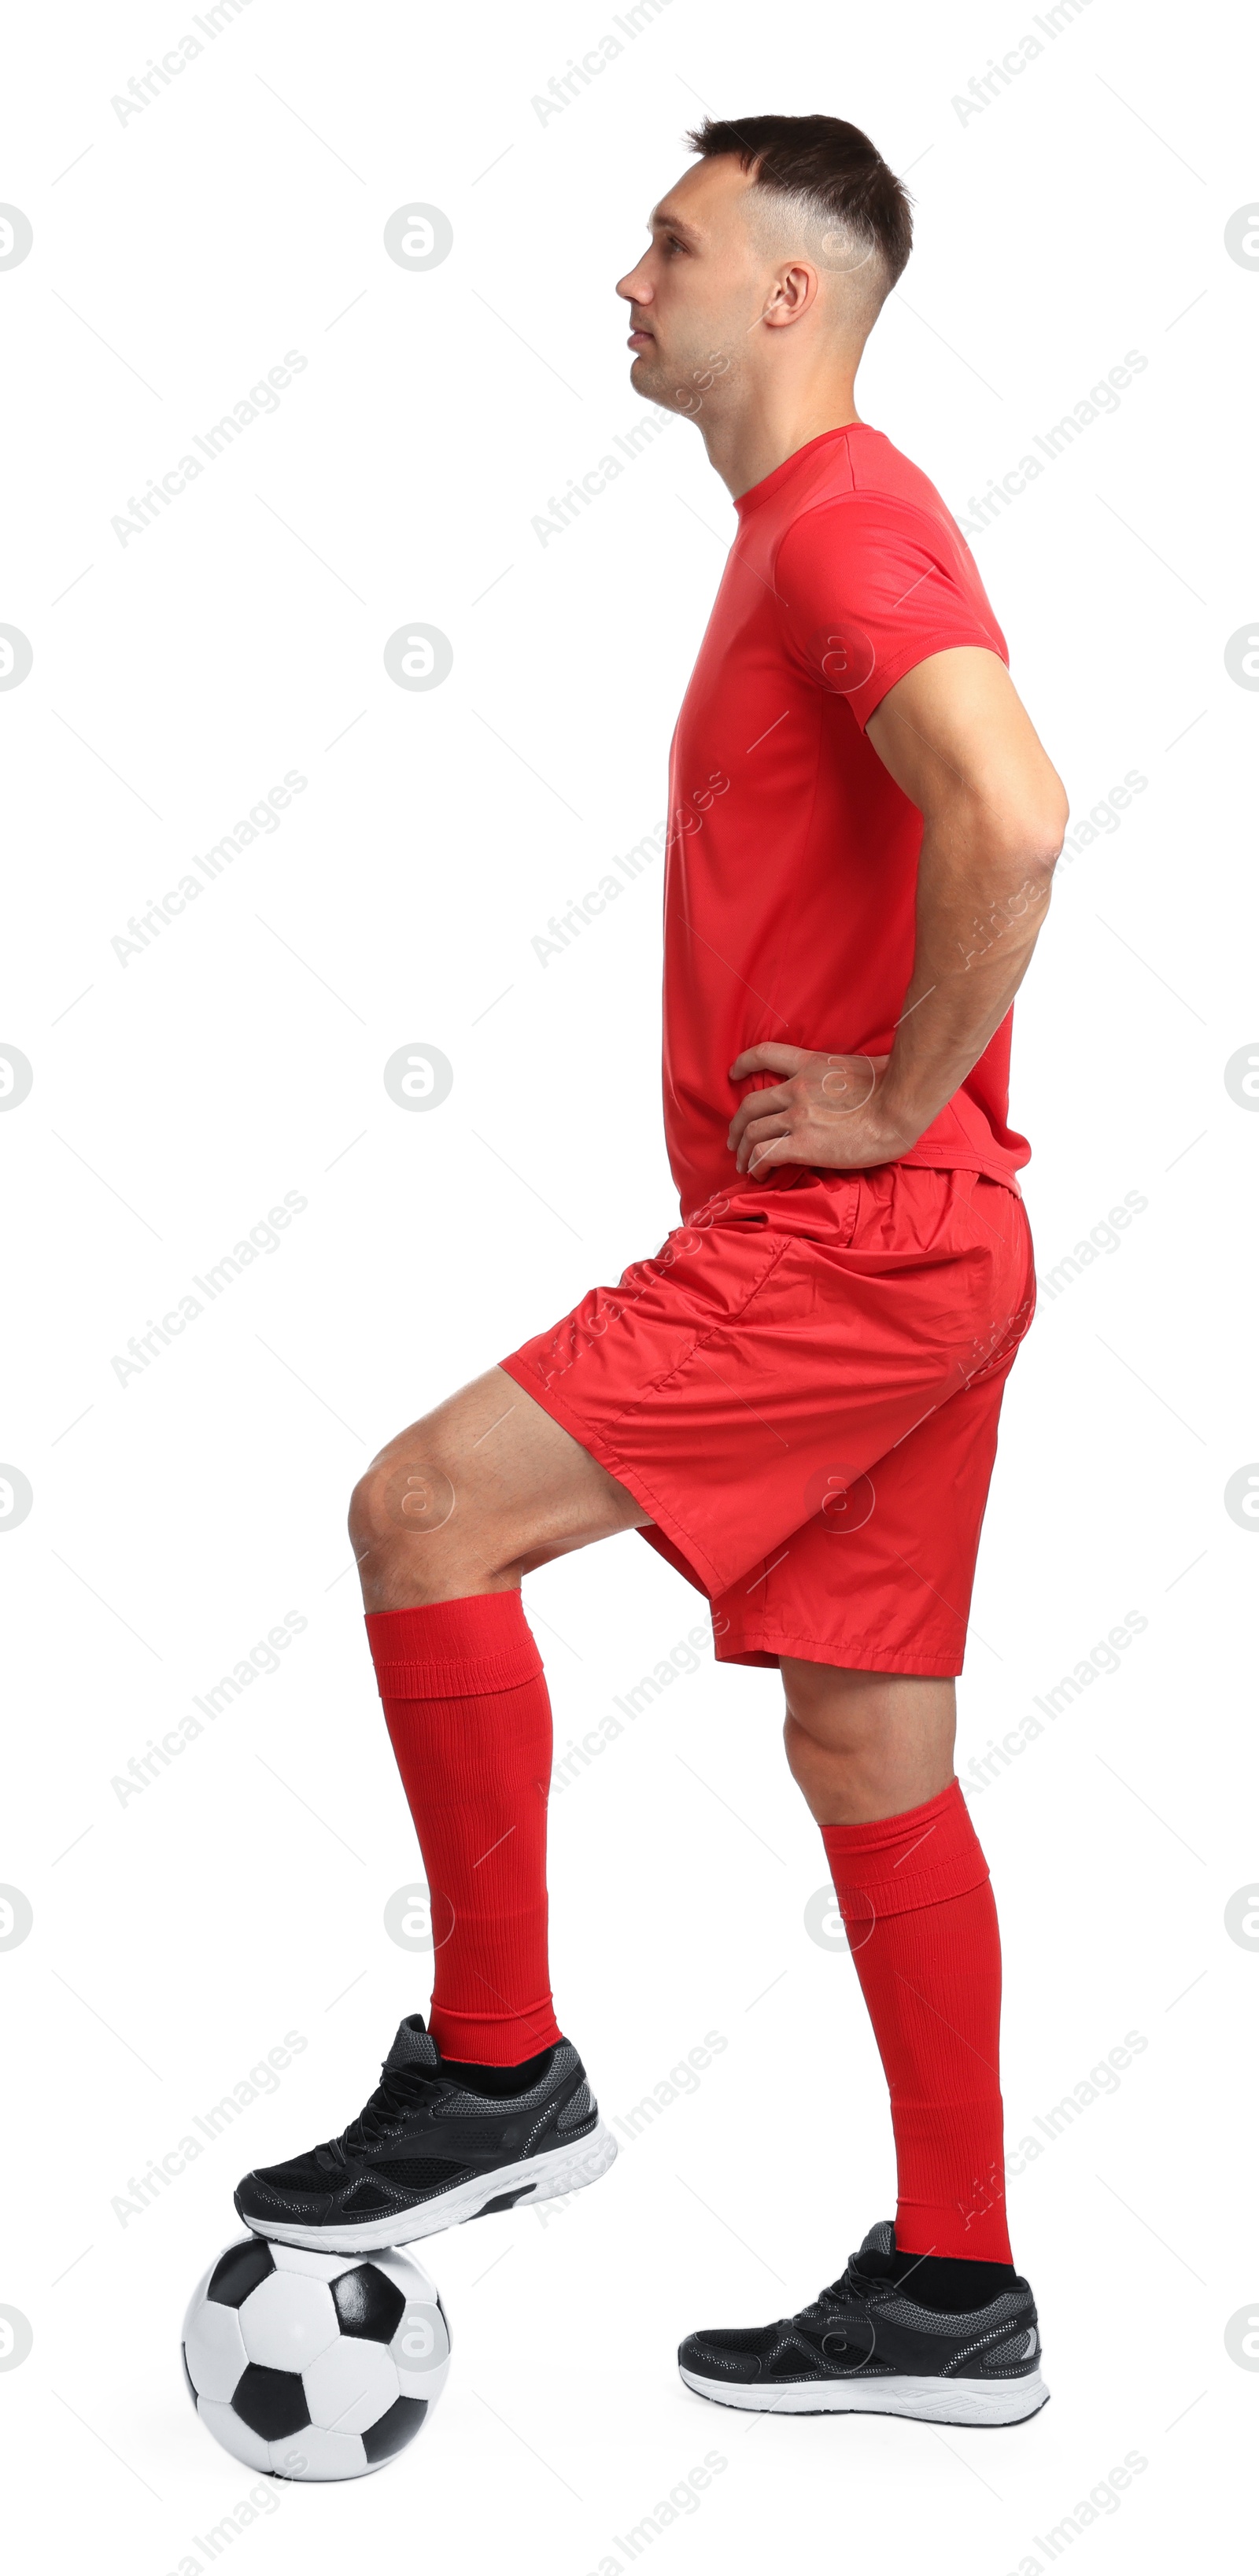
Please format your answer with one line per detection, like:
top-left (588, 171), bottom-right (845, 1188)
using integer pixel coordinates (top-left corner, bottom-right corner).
top-left (234, 2013), bottom-right (616, 2253)
top-left (678, 2221), bottom-right (1049, 2426)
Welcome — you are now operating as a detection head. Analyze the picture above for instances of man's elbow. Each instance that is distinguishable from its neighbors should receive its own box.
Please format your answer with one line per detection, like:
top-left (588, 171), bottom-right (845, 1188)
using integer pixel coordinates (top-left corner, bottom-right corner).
top-left (926, 767), bottom-right (1069, 885)
top-left (977, 779), bottom-right (1069, 884)
top-left (1021, 777), bottom-right (1069, 877)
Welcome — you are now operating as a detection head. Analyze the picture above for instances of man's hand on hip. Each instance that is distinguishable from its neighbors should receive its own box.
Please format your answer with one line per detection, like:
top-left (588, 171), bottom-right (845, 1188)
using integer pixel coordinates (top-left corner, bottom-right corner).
top-left (727, 1043), bottom-right (904, 1175)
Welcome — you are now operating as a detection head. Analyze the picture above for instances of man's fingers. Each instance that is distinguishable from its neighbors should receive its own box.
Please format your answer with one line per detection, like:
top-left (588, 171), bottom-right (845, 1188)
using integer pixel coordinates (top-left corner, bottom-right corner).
top-left (737, 1113), bottom-right (792, 1172)
top-left (728, 1080), bottom-right (793, 1145)
top-left (729, 1043), bottom-right (808, 1080)
top-left (738, 1109), bottom-right (792, 1147)
top-left (746, 1129), bottom-right (800, 1174)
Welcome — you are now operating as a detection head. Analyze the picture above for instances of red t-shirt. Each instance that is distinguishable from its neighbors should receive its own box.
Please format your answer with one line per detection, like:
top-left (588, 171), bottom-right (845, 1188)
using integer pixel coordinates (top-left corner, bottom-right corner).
top-left (661, 421), bottom-right (1028, 1218)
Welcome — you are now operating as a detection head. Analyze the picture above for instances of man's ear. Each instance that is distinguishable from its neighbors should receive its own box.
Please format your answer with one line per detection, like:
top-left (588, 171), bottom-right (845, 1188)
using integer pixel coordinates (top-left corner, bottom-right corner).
top-left (761, 260), bottom-right (821, 327)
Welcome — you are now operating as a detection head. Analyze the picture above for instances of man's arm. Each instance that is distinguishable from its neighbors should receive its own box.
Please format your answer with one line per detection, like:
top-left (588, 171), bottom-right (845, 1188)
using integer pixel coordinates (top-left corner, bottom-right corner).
top-left (727, 646), bottom-right (1069, 1174)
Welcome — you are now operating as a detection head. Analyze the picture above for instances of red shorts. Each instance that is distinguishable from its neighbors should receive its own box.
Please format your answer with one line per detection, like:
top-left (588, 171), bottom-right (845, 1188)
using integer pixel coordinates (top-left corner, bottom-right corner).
top-left (500, 1163), bottom-right (1036, 1677)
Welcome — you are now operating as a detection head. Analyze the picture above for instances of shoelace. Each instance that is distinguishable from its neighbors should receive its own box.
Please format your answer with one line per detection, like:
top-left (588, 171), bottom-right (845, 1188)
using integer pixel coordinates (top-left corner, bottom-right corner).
top-left (772, 2260), bottom-right (883, 2337)
top-left (315, 2057), bottom-right (445, 2172)
top-left (819, 2260), bottom-right (884, 2310)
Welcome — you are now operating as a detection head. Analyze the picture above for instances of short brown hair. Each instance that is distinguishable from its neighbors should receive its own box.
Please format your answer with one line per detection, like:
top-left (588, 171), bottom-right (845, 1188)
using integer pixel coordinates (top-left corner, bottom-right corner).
top-left (686, 113), bottom-right (913, 300)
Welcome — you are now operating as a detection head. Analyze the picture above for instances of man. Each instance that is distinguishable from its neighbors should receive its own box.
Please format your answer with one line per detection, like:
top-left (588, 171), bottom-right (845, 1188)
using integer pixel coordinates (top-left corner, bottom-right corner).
top-left (237, 114), bottom-right (1067, 2428)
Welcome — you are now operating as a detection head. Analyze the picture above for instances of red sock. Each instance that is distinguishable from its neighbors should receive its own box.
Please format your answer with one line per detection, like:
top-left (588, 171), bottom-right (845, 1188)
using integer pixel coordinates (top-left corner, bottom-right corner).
top-left (821, 1780), bottom-right (1012, 2262)
top-left (365, 1592), bottom-right (562, 2066)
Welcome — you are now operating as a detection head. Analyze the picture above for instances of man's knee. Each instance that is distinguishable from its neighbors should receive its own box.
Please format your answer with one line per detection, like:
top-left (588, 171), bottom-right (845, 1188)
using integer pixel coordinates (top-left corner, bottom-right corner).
top-left (784, 1708), bottom-right (866, 1793)
top-left (349, 1419), bottom-right (459, 1563)
top-left (782, 1661), bottom-right (873, 1751)
top-left (781, 1670), bottom-right (915, 1795)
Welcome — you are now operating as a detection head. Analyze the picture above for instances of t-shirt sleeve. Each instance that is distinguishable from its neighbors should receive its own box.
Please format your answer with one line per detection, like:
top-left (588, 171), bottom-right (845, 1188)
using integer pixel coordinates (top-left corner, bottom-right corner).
top-left (773, 496), bottom-right (1009, 731)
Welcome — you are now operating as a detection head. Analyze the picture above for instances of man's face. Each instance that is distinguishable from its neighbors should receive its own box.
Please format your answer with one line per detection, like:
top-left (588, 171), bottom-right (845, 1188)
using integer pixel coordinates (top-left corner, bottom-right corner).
top-left (615, 157), bottom-right (766, 415)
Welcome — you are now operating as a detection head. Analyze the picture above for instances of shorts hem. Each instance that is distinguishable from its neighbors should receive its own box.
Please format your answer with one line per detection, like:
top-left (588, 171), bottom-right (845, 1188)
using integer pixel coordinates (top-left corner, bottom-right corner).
top-left (714, 1626), bottom-right (964, 1678)
top-left (497, 1353), bottom-right (729, 1597)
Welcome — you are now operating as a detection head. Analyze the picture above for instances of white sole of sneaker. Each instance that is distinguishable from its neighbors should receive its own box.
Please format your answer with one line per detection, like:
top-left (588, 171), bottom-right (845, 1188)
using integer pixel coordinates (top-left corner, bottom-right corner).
top-left (243, 2119), bottom-right (618, 2253)
top-left (678, 2364), bottom-right (1050, 2426)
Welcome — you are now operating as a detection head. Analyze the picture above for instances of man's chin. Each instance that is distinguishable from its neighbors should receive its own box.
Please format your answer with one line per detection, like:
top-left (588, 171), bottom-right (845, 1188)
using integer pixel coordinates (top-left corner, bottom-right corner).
top-left (628, 350), bottom-right (674, 408)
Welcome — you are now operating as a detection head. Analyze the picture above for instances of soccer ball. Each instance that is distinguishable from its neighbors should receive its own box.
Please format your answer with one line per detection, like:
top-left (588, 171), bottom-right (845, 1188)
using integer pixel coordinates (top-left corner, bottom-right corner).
top-left (182, 2235), bottom-right (451, 2480)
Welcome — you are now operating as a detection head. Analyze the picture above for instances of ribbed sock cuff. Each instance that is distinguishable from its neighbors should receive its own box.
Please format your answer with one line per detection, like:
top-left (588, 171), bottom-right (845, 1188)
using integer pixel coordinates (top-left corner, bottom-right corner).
top-left (365, 1591), bottom-right (544, 1699)
top-left (429, 1996), bottom-right (562, 2063)
top-left (821, 1778), bottom-right (989, 1919)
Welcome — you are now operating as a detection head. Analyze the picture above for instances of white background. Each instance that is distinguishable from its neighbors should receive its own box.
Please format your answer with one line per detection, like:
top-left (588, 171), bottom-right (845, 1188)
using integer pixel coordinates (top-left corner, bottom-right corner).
top-left (2, 1), bottom-right (1256, 2569)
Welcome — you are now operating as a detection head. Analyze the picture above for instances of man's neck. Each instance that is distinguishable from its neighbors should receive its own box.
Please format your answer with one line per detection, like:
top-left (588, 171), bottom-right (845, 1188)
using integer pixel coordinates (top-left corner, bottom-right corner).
top-left (700, 383), bottom-right (863, 501)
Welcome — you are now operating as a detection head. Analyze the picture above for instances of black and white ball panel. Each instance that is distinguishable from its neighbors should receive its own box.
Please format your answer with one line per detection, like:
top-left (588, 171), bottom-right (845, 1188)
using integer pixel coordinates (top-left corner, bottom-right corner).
top-left (182, 2236), bottom-right (449, 2481)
